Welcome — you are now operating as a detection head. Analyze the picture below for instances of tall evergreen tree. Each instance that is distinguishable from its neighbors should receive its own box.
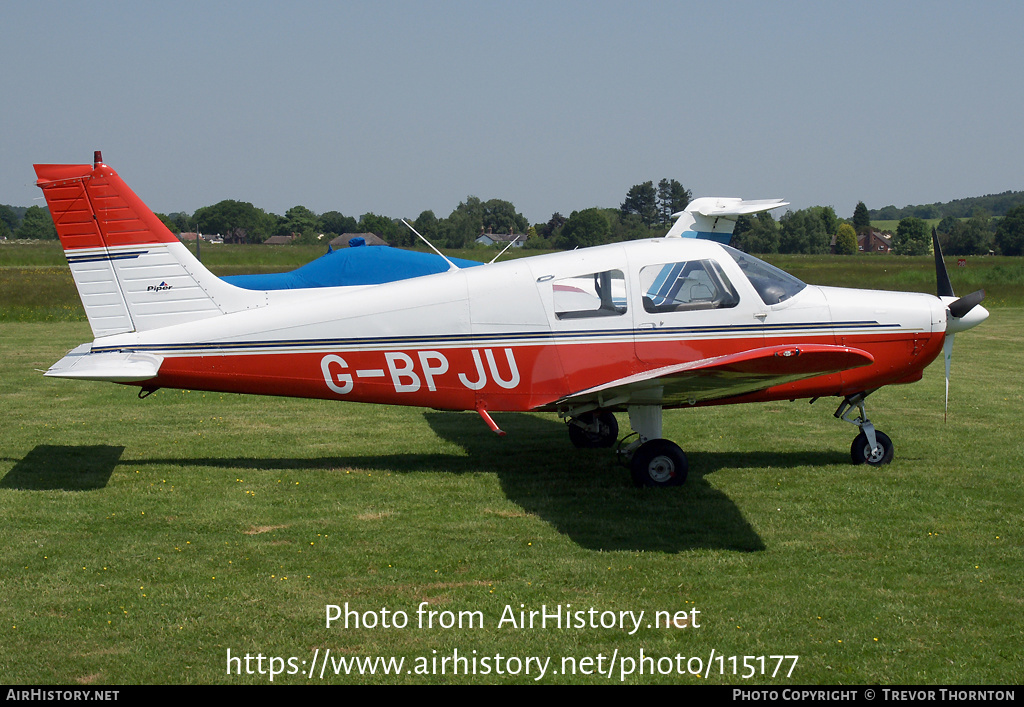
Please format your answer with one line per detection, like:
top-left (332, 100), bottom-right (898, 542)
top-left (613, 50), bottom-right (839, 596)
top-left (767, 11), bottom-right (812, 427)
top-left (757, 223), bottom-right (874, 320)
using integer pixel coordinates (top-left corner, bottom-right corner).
top-left (852, 201), bottom-right (871, 234)
top-left (621, 181), bottom-right (658, 227)
top-left (657, 179), bottom-right (691, 224)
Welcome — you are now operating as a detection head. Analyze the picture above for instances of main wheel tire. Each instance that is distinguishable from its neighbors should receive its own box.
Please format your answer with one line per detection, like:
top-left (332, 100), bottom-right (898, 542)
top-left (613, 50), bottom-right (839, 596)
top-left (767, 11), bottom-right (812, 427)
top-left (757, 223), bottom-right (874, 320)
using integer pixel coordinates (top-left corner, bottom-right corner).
top-left (630, 439), bottom-right (688, 487)
top-left (568, 412), bottom-right (618, 448)
top-left (850, 430), bottom-right (894, 466)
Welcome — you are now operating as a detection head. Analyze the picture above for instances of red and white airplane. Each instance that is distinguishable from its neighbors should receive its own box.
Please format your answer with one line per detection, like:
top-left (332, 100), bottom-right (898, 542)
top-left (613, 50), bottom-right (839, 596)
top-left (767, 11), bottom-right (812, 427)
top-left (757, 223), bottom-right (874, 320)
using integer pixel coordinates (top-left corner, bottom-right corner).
top-left (34, 154), bottom-right (988, 487)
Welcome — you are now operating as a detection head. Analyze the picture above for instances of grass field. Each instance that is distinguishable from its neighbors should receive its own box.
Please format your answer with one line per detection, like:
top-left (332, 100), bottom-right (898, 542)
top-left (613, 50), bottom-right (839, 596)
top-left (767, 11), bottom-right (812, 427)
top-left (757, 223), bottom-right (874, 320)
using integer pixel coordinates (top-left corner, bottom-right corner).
top-left (1, 244), bottom-right (1022, 684)
top-left (870, 219), bottom-right (943, 234)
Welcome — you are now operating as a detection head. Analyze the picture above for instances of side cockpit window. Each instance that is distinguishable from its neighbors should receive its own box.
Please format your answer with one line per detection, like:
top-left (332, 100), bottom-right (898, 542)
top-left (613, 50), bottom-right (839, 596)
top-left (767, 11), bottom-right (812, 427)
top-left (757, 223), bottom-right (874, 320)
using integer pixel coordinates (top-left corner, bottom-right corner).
top-left (639, 260), bottom-right (739, 313)
top-left (552, 269), bottom-right (627, 320)
top-left (721, 245), bottom-right (806, 305)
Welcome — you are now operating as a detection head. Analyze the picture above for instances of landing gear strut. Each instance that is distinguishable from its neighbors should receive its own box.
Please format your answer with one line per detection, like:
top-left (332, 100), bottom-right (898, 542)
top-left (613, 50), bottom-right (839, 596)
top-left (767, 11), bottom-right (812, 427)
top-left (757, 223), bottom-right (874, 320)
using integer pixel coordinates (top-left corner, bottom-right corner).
top-left (835, 391), bottom-right (894, 466)
top-left (562, 404), bottom-right (689, 487)
top-left (566, 411), bottom-right (618, 448)
top-left (623, 406), bottom-right (688, 487)
top-left (629, 437), bottom-right (688, 487)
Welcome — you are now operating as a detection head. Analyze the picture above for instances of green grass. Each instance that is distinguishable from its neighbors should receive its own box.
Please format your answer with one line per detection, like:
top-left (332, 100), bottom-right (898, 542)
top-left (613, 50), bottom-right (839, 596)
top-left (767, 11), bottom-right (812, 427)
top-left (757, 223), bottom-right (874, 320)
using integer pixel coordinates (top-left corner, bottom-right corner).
top-left (767, 254), bottom-right (1024, 309)
top-left (1, 310), bottom-right (1021, 683)
top-left (870, 219), bottom-right (943, 234)
top-left (2, 242), bottom-right (1022, 684)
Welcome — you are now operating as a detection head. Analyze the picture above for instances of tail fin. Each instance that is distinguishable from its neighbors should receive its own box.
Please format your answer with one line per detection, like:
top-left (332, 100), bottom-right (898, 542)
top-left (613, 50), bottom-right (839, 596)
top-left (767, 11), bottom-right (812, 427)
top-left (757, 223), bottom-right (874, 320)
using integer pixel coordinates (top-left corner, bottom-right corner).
top-left (664, 197), bottom-right (788, 244)
top-left (35, 156), bottom-right (254, 338)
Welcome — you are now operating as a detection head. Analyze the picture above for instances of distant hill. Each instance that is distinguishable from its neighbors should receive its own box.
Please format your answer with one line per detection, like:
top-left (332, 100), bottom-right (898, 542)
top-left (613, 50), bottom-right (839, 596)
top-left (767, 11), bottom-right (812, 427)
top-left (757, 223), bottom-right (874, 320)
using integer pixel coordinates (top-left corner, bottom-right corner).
top-left (868, 191), bottom-right (1024, 221)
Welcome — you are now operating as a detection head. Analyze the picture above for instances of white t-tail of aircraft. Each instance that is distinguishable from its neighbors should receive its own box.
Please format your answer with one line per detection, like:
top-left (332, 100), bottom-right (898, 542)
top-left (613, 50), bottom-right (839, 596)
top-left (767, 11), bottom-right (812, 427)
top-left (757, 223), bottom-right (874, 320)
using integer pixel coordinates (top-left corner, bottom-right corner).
top-left (665, 197), bottom-right (789, 242)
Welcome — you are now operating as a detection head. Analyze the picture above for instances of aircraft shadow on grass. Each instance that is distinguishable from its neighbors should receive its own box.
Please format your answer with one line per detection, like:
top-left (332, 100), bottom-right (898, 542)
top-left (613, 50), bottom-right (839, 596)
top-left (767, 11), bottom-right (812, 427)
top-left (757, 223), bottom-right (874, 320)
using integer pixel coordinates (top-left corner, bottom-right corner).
top-left (421, 412), bottom-right (843, 554)
top-left (7, 413), bottom-right (844, 552)
top-left (2, 444), bottom-right (124, 491)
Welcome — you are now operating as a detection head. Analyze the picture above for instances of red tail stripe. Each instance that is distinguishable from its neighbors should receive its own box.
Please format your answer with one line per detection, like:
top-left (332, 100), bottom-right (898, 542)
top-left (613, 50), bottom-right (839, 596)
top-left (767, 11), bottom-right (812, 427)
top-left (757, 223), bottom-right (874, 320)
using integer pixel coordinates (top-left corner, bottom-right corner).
top-left (34, 162), bottom-right (178, 251)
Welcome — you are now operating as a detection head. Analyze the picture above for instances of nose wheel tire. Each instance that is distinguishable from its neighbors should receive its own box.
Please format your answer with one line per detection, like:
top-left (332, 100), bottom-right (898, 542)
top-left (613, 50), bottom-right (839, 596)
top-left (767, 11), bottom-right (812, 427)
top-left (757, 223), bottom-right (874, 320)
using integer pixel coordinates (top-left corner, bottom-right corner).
top-left (851, 430), bottom-right (894, 466)
top-left (630, 439), bottom-right (688, 487)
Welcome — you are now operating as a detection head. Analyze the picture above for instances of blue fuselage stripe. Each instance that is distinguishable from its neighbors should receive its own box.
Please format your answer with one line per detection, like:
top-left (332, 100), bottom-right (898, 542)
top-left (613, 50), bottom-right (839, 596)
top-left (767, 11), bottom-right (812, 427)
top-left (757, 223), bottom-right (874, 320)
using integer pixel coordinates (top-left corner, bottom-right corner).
top-left (90, 320), bottom-right (892, 355)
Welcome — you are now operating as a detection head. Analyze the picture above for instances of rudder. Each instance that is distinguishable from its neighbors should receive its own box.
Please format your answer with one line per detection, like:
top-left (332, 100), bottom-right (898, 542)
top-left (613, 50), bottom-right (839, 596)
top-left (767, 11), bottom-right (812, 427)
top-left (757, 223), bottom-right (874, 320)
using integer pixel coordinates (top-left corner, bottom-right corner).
top-left (35, 155), bottom-right (253, 338)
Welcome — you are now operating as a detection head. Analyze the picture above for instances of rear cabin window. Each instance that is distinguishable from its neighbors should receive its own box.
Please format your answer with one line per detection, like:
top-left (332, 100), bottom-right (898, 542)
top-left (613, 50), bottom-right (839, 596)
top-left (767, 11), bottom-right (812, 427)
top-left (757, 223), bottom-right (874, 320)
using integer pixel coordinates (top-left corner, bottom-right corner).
top-left (639, 260), bottom-right (739, 313)
top-left (552, 269), bottom-right (627, 320)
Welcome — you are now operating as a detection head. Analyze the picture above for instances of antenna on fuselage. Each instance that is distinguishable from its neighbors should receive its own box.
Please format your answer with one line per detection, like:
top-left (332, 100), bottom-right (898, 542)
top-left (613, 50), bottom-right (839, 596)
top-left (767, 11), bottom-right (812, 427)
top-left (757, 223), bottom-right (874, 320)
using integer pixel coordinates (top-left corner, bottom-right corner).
top-left (400, 219), bottom-right (460, 272)
top-left (487, 236), bottom-right (520, 265)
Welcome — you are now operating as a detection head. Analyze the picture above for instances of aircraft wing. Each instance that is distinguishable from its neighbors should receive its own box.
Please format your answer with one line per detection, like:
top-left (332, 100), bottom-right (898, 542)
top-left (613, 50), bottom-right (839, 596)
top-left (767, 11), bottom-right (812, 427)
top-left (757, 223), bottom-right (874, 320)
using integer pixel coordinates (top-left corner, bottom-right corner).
top-left (548, 344), bottom-right (874, 410)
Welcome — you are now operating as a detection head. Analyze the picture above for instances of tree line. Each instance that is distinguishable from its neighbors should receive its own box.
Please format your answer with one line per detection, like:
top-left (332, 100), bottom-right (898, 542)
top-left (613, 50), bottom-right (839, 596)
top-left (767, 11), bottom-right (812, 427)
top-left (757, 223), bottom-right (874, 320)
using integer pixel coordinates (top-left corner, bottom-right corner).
top-left (730, 201), bottom-right (1024, 257)
top-left (0, 178), bottom-right (692, 250)
top-left (869, 190), bottom-right (1024, 221)
top-left (1, 204), bottom-right (55, 241)
top-left (4, 183), bottom-right (1024, 256)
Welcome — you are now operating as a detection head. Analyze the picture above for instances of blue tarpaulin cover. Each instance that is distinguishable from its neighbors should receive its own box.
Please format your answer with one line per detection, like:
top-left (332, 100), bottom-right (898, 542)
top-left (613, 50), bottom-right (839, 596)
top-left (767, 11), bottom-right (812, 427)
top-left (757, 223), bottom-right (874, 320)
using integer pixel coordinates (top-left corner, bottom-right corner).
top-left (221, 246), bottom-right (484, 291)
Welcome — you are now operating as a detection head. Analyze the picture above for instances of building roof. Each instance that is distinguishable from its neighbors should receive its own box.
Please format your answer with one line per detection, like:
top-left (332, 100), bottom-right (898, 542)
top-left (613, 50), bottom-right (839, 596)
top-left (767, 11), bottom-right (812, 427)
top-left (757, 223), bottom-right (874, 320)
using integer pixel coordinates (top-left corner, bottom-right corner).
top-left (329, 232), bottom-right (388, 248)
top-left (479, 233), bottom-right (527, 243)
top-left (263, 235), bottom-right (297, 245)
top-left (858, 231), bottom-right (892, 252)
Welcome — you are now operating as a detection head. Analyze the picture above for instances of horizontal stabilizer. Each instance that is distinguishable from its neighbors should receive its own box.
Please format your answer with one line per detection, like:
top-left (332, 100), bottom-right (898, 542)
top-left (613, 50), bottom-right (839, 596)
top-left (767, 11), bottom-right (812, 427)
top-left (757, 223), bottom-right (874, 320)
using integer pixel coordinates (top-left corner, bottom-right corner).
top-left (665, 197), bottom-right (789, 243)
top-left (45, 343), bottom-right (163, 382)
top-left (682, 198), bottom-right (789, 218)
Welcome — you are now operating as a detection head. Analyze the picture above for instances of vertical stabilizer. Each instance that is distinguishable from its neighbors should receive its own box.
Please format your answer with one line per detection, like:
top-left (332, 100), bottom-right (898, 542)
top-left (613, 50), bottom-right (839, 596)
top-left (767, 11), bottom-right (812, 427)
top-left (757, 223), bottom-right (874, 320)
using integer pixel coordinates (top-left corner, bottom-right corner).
top-left (35, 158), bottom-right (257, 339)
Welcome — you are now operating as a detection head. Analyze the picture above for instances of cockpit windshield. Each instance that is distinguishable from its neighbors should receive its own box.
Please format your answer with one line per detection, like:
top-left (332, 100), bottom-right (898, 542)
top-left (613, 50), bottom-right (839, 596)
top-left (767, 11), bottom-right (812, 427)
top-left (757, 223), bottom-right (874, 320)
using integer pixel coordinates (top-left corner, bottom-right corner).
top-left (721, 245), bottom-right (806, 305)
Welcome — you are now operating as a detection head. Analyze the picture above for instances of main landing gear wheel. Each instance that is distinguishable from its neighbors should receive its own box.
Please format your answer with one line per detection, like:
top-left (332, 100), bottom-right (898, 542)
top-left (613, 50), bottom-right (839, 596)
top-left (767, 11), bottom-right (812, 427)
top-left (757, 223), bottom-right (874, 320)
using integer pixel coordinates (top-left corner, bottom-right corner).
top-left (568, 411), bottom-right (619, 448)
top-left (630, 439), bottom-right (688, 488)
top-left (850, 430), bottom-right (894, 466)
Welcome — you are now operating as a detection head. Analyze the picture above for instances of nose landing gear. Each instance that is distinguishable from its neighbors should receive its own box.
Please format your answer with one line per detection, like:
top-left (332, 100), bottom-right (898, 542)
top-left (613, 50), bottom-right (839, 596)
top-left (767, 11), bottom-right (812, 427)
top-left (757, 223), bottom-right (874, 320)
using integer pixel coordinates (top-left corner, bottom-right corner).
top-left (565, 391), bottom-right (894, 488)
top-left (835, 391), bottom-right (894, 466)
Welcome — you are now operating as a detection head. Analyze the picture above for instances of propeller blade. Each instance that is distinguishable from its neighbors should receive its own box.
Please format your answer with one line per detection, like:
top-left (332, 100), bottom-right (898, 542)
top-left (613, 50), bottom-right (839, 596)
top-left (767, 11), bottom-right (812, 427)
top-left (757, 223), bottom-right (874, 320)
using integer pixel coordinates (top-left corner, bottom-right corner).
top-left (948, 289), bottom-right (986, 319)
top-left (933, 228), bottom-right (955, 298)
top-left (943, 334), bottom-right (955, 422)
top-left (934, 231), bottom-right (987, 422)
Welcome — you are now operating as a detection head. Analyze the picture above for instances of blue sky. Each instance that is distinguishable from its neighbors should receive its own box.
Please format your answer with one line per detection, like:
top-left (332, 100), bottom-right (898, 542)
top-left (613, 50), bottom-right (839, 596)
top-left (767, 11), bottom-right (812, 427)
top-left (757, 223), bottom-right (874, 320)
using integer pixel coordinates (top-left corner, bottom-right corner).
top-left (3, 1), bottom-right (1022, 223)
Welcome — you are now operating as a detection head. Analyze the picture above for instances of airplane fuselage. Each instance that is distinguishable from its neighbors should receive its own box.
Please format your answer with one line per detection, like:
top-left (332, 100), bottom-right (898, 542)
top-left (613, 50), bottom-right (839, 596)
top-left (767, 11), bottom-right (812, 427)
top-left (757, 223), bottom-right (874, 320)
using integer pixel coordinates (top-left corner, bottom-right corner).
top-left (36, 157), bottom-right (988, 483)
top-left (80, 238), bottom-right (948, 414)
